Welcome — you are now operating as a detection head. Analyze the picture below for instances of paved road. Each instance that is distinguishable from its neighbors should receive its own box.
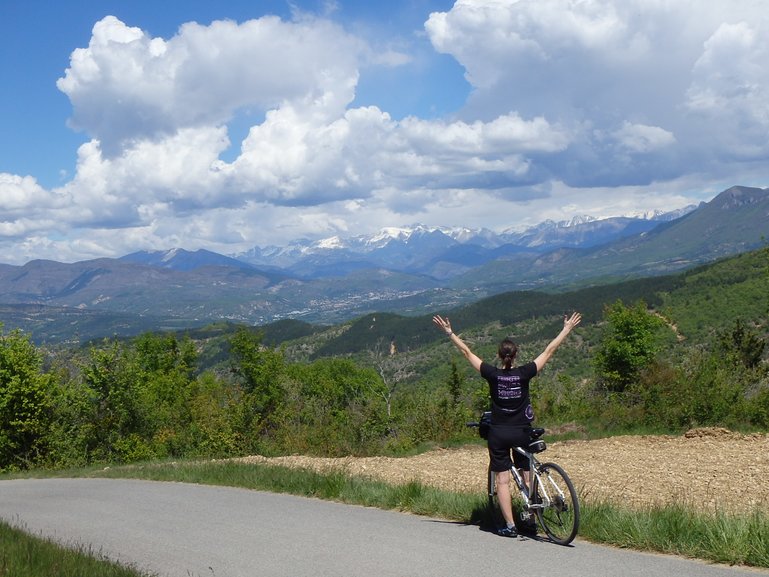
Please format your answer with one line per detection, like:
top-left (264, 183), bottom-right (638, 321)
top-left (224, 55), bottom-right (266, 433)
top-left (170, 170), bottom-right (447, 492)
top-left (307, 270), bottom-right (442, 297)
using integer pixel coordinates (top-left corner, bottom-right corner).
top-left (0, 478), bottom-right (765, 577)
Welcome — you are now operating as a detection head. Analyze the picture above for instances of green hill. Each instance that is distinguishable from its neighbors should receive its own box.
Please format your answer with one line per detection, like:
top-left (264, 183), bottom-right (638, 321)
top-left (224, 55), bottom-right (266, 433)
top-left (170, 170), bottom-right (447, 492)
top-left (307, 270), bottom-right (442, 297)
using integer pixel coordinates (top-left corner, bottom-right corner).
top-left (306, 246), bottom-right (768, 359)
top-left (3, 247), bottom-right (766, 475)
top-left (449, 185), bottom-right (769, 293)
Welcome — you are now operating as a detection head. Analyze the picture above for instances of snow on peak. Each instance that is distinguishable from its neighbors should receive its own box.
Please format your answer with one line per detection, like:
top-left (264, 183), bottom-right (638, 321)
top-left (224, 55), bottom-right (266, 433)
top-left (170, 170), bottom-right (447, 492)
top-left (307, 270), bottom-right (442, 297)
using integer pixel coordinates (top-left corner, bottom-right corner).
top-left (314, 236), bottom-right (345, 250)
top-left (161, 248), bottom-right (181, 262)
top-left (369, 226), bottom-right (414, 244)
top-left (566, 215), bottom-right (596, 227)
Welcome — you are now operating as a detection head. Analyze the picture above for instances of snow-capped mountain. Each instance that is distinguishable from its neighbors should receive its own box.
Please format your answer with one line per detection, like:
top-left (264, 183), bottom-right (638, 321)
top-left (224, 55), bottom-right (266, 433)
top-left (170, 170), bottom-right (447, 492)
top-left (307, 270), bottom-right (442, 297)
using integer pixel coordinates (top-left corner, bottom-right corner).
top-left (2, 186), bottom-right (765, 339)
top-left (235, 206), bottom-right (697, 278)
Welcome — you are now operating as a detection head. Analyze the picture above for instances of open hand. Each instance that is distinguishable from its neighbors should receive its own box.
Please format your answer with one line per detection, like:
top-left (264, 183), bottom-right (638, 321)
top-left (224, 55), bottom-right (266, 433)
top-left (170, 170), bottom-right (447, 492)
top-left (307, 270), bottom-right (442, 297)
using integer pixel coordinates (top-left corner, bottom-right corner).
top-left (433, 315), bottom-right (453, 335)
top-left (564, 312), bottom-right (582, 330)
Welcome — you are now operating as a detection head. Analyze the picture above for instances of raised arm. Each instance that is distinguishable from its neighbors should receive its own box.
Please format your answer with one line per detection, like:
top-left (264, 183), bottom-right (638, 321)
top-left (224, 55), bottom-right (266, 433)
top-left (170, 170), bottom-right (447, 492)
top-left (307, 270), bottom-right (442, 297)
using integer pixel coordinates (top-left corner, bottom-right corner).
top-left (533, 312), bottom-right (581, 372)
top-left (432, 315), bottom-right (483, 372)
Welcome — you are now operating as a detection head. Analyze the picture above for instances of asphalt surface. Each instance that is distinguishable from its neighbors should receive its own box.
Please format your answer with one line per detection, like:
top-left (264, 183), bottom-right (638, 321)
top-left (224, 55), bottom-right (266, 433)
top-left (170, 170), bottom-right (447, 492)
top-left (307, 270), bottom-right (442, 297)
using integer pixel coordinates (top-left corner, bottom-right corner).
top-left (0, 478), bottom-right (766, 577)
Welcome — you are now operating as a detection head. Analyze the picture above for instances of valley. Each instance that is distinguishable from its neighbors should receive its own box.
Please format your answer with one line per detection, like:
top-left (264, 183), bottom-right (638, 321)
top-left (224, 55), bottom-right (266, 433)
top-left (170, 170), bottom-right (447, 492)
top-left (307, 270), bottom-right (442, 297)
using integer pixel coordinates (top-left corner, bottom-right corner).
top-left (0, 185), bottom-right (767, 344)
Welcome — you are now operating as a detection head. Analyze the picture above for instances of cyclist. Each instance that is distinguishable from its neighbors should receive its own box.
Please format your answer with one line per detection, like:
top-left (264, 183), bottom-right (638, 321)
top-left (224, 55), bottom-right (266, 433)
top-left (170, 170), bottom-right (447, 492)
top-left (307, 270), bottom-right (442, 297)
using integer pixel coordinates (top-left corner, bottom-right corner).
top-left (433, 311), bottom-right (581, 537)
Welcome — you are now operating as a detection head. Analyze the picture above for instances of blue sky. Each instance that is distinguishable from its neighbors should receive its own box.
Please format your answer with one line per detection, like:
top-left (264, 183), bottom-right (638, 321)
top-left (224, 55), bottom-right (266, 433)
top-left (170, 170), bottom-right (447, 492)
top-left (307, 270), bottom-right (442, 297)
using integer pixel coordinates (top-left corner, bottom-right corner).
top-left (1, 0), bottom-right (767, 264)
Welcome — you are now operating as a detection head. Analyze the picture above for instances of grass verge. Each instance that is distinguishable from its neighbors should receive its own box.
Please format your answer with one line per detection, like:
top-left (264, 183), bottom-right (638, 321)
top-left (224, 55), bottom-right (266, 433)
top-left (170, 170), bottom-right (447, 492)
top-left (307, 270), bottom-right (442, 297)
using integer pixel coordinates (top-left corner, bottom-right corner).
top-left (581, 499), bottom-right (769, 568)
top-left (0, 519), bottom-right (154, 577)
top-left (3, 459), bottom-right (768, 572)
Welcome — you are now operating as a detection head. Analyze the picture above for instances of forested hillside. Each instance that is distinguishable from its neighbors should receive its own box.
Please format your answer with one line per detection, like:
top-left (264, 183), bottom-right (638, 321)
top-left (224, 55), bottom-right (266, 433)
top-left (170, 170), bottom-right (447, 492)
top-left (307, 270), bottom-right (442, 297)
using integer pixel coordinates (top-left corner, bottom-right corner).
top-left (0, 246), bottom-right (767, 472)
top-left (0, 187), bottom-right (766, 341)
top-left (282, 246), bottom-right (768, 359)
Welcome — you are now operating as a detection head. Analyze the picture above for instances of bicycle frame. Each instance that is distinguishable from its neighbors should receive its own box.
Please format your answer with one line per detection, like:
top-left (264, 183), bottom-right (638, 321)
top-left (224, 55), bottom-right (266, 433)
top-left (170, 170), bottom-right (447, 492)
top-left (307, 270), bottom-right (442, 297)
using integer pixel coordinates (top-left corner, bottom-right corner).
top-left (500, 445), bottom-right (559, 515)
top-left (489, 447), bottom-right (529, 509)
top-left (485, 430), bottom-right (580, 545)
top-left (468, 415), bottom-right (579, 544)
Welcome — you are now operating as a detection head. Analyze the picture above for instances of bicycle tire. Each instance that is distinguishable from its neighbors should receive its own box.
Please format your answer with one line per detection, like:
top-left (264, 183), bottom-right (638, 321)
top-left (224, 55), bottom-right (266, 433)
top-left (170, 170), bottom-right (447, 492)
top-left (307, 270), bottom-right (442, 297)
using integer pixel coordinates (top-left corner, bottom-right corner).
top-left (532, 462), bottom-right (579, 545)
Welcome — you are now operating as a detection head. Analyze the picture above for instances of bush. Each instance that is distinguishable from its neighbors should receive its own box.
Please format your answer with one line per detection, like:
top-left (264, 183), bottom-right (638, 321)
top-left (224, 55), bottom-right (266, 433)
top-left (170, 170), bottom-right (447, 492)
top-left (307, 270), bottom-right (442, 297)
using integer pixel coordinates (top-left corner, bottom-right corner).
top-left (594, 300), bottom-right (666, 393)
top-left (0, 328), bottom-right (55, 471)
top-left (533, 373), bottom-right (592, 424)
top-left (747, 383), bottom-right (769, 428)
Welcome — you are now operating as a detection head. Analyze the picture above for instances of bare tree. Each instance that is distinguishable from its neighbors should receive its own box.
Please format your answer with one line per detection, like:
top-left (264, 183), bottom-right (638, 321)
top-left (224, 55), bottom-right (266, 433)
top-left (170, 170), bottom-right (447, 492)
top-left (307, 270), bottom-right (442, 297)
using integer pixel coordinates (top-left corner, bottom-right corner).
top-left (369, 337), bottom-right (415, 420)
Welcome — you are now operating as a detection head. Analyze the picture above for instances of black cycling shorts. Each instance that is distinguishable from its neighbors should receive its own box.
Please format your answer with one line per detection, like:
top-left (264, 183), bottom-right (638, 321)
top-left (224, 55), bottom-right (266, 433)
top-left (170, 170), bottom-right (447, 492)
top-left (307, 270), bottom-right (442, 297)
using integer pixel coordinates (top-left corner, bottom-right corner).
top-left (488, 424), bottom-right (532, 472)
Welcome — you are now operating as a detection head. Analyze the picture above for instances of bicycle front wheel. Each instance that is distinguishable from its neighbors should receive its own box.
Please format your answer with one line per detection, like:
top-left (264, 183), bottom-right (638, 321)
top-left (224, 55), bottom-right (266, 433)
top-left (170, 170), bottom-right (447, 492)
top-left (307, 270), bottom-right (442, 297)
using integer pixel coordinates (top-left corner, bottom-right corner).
top-left (533, 462), bottom-right (579, 545)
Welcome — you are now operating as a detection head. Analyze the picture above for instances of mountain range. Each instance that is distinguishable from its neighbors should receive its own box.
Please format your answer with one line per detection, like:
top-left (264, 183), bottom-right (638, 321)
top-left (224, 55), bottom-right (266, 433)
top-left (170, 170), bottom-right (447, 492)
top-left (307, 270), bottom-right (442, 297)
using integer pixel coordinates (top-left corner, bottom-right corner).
top-left (0, 185), bottom-right (767, 343)
top-left (231, 208), bottom-right (694, 279)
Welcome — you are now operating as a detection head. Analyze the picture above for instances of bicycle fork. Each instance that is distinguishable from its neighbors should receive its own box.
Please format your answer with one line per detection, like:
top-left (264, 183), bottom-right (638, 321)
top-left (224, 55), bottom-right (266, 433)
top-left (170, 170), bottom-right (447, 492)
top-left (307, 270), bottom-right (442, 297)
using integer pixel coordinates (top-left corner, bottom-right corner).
top-left (517, 466), bottom-right (567, 520)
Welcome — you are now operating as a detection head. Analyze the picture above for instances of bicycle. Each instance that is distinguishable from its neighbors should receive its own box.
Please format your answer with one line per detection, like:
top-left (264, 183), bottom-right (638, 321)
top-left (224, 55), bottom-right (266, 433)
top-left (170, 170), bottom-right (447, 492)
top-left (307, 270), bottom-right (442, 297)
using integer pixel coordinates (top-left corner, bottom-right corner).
top-left (468, 411), bottom-right (580, 545)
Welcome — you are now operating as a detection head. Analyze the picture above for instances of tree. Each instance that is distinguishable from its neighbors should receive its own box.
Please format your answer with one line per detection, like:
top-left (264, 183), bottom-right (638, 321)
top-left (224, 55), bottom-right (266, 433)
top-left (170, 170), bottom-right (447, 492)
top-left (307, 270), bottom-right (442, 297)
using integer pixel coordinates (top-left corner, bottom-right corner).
top-left (435, 359), bottom-right (471, 438)
top-left (369, 337), bottom-right (414, 420)
top-left (717, 319), bottom-right (766, 370)
top-left (447, 360), bottom-right (465, 406)
top-left (79, 339), bottom-right (146, 462)
top-left (229, 327), bottom-right (287, 439)
top-left (594, 300), bottom-right (665, 392)
top-left (0, 327), bottom-right (54, 470)
top-left (133, 332), bottom-right (199, 457)
top-left (277, 357), bottom-right (385, 455)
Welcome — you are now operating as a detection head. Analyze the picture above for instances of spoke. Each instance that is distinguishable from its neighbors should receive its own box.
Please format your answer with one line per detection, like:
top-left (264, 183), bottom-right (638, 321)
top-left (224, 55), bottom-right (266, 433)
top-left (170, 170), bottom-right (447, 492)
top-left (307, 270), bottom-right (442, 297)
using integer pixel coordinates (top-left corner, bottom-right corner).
top-left (533, 462), bottom-right (579, 545)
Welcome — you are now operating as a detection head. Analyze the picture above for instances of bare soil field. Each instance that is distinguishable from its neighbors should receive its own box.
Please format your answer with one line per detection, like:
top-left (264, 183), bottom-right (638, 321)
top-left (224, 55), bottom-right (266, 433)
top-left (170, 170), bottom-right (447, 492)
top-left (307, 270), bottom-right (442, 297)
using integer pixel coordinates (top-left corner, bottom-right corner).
top-left (241, 427), bottom-right (769, 514)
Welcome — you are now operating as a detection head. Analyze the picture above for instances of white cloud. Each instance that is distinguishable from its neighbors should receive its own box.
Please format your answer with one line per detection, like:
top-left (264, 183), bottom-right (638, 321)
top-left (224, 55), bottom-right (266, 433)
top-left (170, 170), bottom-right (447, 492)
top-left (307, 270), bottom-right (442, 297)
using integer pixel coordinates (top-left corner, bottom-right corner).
top-left (0, 174), bottom-right (55, 213)
top-left (425, 0), bottom-right (769, 179)
top-left (401, 113), bottom-right (569, 155)
top-left (0, 174), bottom-right (69, 241)
top-left (613, 122), bottom-right (676, 154)
top-left (685, 21), bottom-right (769, 157)
top-left (2, 2), bottom-right (768, 264)
top-left (57, 15), bottom-right (364, 155)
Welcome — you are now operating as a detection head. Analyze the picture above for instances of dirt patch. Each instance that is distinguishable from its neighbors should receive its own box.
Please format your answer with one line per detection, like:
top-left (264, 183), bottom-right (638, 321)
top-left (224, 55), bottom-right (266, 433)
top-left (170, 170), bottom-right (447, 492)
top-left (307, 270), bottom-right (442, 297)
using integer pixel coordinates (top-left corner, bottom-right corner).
top-left (239, 427), bottom-right (769, 514)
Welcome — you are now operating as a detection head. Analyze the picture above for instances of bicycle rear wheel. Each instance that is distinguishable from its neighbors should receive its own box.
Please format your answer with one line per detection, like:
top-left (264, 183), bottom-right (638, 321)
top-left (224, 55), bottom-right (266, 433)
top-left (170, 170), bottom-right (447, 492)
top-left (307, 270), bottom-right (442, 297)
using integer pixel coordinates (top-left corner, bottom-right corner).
top-left (532, 462), bottom-right (579, 545)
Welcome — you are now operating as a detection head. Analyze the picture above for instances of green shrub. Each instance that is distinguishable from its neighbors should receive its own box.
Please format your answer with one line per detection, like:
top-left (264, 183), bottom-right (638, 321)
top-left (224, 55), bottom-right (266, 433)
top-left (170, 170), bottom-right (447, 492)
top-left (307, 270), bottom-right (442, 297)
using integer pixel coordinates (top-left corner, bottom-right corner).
top-left (0, 327), bottom-right (55, 471)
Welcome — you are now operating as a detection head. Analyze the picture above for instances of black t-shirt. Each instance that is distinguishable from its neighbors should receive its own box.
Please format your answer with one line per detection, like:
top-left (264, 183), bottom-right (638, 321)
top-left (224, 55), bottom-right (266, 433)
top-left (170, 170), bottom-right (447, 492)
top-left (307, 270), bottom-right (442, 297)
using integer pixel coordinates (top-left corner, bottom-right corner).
top-left (480, 361), bottom-right (538, 426)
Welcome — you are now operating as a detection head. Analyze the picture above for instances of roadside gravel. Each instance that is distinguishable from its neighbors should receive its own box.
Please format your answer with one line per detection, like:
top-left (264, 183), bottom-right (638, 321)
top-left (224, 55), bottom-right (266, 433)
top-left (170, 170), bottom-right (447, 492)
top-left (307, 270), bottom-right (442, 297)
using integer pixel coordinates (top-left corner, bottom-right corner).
top-left (239, 427), bottom-right (769, 514)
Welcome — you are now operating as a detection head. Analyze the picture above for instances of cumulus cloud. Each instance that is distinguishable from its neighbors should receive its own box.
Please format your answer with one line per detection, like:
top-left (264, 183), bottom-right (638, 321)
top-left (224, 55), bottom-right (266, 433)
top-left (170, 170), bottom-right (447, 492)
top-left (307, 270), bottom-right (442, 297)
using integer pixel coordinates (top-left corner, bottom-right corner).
top-left (57, 15), bottom-right (364, 155)
top-left (685, 21), bottom-right (769, 157)
top-left (0, 174), bottom-right (69, 240)
top-left (426, 0), bottom-right (769, 185)
top-left (1, 174), bottom-right (55, 214)
top-left (612, 122), bottom-right (676, 154)
top-left (1, 1), bottom-right (768, 264)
